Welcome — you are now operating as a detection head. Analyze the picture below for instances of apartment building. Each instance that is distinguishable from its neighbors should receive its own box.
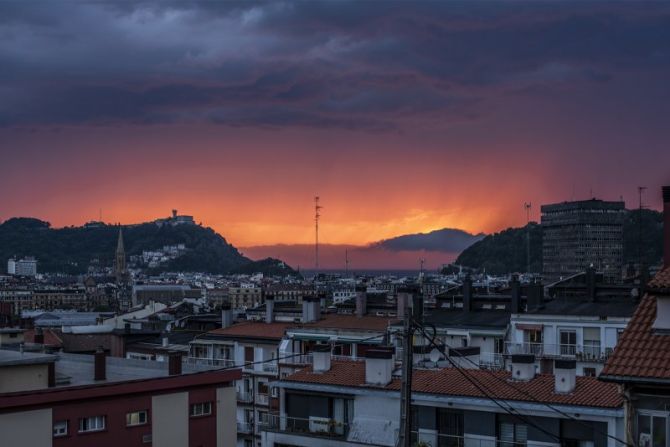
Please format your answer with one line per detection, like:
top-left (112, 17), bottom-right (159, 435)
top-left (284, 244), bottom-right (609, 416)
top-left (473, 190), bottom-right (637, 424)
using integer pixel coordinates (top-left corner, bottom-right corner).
top-left (0, 348), bottom-right (240, 447)
top-left (263, 348), bottom-right (625, 447)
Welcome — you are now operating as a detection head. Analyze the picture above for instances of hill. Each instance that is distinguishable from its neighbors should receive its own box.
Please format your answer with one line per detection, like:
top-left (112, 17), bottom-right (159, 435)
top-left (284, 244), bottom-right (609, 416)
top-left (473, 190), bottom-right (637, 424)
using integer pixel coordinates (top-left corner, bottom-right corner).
top-left (371, 228), bottom-right (485, 252)
top-left (454, 209), bottom-right (664, 275)
top-left (0, 218), bottom-right (298, 276)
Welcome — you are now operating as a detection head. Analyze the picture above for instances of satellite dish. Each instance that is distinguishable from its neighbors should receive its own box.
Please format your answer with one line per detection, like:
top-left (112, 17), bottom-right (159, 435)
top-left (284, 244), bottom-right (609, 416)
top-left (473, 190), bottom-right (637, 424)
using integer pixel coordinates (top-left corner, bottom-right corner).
top-left (429, 348), bottom-right (441, 363)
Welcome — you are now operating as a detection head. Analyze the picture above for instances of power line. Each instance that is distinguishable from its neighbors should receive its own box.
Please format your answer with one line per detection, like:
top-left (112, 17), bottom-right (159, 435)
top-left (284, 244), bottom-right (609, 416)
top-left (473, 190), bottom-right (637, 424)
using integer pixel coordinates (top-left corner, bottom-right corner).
top-left (415, 323), bottom-right (631, 447)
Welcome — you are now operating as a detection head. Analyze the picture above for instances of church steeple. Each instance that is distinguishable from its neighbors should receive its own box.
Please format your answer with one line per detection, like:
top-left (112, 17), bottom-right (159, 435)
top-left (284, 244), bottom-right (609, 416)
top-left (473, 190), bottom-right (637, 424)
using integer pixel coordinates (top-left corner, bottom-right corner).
top-left (115, 227), bottom-right (127, 277)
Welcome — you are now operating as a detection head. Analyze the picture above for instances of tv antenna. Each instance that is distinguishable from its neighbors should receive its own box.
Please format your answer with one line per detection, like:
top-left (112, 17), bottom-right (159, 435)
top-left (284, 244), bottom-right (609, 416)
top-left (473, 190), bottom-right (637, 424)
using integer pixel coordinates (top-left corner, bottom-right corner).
top-left (638, 186), bottom-right (647, 271)
top-left (524, 202), bottom-right (532, 274)
top-left (314, 196), bottom-right (322, 272)
top-left (345, 249), bottom-right (350, 277)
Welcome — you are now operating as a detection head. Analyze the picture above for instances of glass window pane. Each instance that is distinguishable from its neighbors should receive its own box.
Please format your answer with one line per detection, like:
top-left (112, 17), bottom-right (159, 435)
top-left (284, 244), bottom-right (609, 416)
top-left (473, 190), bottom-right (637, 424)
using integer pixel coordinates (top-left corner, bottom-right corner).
top-left (653, 416), bottom-right (666, 447)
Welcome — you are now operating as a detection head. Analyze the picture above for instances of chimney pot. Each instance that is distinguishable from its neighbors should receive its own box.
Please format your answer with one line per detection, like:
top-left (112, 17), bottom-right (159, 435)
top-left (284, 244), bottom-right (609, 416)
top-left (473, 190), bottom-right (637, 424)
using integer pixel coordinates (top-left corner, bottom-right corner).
top-left (312, 345), bottom-right (331, 372)
top-left (463, 275), bottom-right (473, 312)
top-left (355, 287), bottom-right (367, 318)
top-left (364, 348), bottom-right (394, 386)
top-left (220, 303), bottom-right (233, 328)
top-left (511, 354), bottom-right (536, 381)
top-left (554, 359), bottom-right (576, 393)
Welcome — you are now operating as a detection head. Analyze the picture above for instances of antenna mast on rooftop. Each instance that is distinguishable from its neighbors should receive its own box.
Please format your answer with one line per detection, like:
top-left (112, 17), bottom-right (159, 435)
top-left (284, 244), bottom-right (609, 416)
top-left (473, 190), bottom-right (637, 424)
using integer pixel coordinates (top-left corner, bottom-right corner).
top-left (314, 196), bottom-right (322, 272)
top-left (638, 186), bottom-right (647, 271)
top-left (524, 202), bottom-right (532, 275)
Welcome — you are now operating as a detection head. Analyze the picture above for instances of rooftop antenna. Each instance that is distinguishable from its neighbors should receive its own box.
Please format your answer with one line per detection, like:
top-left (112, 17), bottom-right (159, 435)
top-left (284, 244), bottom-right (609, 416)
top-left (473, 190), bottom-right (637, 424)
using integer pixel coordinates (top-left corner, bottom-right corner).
top-left (638, 186), bottom-right (647, 271)
top-left (345, 249), bottom-right (350, 277)
top-left (99, 208), bottom-right (102, 222)
top-left (314, 196), bottom-right (322, 273)
top-left (524, 202), bottom-right (532, 274)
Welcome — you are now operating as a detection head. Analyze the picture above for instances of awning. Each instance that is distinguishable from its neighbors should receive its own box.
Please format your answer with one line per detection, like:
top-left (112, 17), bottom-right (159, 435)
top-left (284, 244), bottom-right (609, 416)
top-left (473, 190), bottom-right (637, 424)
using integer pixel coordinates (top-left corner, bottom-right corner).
top-left (515, 323), bottom-right (543, 331)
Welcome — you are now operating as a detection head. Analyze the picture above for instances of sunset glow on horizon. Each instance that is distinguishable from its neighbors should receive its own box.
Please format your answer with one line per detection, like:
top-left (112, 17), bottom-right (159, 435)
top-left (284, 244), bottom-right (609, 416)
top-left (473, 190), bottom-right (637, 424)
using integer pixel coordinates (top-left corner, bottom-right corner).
top-left (2, 2), bottom-right (669, 267)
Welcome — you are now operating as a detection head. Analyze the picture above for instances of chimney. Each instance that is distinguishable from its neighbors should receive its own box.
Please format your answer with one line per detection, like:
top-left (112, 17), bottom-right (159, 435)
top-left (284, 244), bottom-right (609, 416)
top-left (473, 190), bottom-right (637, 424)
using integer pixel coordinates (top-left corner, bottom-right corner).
top-left (554, 359), bottom-right (576, 394)
top-left (462, 275), bottom-right (473, 312)
top-left (396, 289), bottom-right (410, 320)
top-left (586, 266), bottom-right (596, 302)
top-left (664, 186), bottom-right (670, 268)
top-left (318, 291), bottom-right (327, 309)
top-left (527, 280), bottom-right (544, 311)
top-left (124, 322), bottom-right (131, 334)
top-left (355, 285), bottom-right (367, 318)
top-left (48, 361), bottom-right (55, 388)
top-left (511, 354), bottom-right (535, 381)
top-left (220, 303), bottom-right (233, 328)
top-left (168, 351), bottom-right (182, 375)
top-left (162, 334), bottom-right (169, 348)
top-left (510, 275), bottom-right (521, 313)
top-left (312, 344), bottom-right (331, 372)
top-left (94, 346), bottom-right (106, 381)
top-left (34, 327), bottom-right (44, 345)
top-left (265, 295), bottom-right (275, 324)
top-left (365, 348), bottom-right (394, 386)
top-left (412, 293), bottom-right (424, 323)
top-left (449, 346), bottom-right (480, 370)
top-left (302, 296), bottom-right (319, 323)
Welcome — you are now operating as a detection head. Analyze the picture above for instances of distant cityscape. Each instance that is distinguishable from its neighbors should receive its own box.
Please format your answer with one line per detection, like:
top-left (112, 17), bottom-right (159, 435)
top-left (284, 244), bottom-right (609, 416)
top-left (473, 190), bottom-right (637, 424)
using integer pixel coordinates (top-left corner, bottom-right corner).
top-left (0, 188), bottom-right (668, 447)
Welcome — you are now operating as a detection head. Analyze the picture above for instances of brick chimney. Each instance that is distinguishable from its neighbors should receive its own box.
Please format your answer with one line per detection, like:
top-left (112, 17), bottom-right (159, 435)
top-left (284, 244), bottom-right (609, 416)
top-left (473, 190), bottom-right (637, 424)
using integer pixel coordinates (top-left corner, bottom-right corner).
top-left (94, 346), bottom-right (106, 381)
top-left (168, 351), bottom-right (182, 375)
top-left (664, 186), bottom-right (670, 268)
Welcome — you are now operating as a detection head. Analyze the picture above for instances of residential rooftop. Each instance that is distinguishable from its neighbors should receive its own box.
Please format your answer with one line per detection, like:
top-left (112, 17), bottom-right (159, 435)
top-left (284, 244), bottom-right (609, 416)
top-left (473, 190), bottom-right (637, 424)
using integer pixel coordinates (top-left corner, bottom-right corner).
top-left (601, 267), bottom-right (670, 383)
top-left (282, 360), bottom-right (623, 409)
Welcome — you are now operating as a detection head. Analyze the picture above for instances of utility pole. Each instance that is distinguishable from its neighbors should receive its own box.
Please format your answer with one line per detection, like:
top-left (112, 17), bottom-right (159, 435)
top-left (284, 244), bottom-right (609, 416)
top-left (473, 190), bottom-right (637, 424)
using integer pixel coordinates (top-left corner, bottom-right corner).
top-left (524, 202), bottom-right (532, 275)
top-left (314, 196), bottom-right (322, 272)
top-left (397, 291), bottom-right (414, 447)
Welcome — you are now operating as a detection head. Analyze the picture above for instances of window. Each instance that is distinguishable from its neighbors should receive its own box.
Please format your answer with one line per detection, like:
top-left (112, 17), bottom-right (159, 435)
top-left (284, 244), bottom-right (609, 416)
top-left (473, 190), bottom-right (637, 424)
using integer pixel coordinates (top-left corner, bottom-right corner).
top-left (583, 328), bottom-right (601, 358)
top-left (583, 367), bottom-right (597, 377)
top-left (126, 410), bottom-right (148, 426)
top-left (560, 330), bottom-right (577, 355)
top-left (245, 346), bottom-right (254, 366)
top-left (499, 421), bottom-right (528, 446)
top-left (637, 412), bottom-right (667, 447)
top-left (79, 416), bottom-right (106, 433)
top-left (53, 420), bottom-right (68, 437)
top-left (258, 381), bottom-right (269, 395)
top-left (190, 402), bottom-right (212, 417)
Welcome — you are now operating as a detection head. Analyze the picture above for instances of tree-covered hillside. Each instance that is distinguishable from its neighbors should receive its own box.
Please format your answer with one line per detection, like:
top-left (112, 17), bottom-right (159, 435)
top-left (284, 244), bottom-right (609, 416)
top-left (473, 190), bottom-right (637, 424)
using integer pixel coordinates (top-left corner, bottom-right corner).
top-left (0, 218), bottom-right (298, 276)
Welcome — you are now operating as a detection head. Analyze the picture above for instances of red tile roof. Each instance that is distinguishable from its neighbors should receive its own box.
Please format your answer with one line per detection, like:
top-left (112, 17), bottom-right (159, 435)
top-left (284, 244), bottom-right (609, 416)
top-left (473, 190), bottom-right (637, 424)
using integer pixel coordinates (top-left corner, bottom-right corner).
top-left (208, 322), bottom-right (294, 340)
top-left (284, 360), bottom-right (622, 409)
top-left (205, 314), bottom-right (395, 340)
top-left (601, 267), bottom-right (670, 383)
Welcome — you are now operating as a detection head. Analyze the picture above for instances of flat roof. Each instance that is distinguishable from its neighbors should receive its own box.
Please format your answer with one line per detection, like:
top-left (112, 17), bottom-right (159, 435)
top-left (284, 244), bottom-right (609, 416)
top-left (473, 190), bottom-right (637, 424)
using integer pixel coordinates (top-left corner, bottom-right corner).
top-left (0, 350), bottom-right (56, 367)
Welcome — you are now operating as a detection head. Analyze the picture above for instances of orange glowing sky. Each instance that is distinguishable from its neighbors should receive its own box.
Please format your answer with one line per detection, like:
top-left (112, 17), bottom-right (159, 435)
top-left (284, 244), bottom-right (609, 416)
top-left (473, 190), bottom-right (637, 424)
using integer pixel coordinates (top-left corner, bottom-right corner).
top-left (2, 1), bottom-right (670, 266)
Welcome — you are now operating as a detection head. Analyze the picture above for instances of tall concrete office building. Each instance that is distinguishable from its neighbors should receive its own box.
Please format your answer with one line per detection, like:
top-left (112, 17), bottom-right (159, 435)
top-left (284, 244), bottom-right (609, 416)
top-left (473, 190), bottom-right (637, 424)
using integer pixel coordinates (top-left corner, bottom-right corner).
top-left (541, 199), bottom-right (626, 284)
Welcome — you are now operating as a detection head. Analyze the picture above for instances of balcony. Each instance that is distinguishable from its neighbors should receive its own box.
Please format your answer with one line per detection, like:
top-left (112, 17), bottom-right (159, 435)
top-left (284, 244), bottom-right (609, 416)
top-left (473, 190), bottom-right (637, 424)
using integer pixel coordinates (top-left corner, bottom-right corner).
top-left (185, 356), bottom-right (236, 368)
top-left (237, 421), bottom-right (254, 434)
top-left (262, 362), bottom-right (278, 374)
top-left (262, 413), bottom-right (349, 439)
top-left (278, 354), bottom-right (313, 365)
top-left (504, 342), bottom-right (612, 362)
top-left (237, 390), bottom-right (253, 403)
top-left (410, 432), bottom-right (528, 447)
top-left (256, 393), bottom-right (270, 406)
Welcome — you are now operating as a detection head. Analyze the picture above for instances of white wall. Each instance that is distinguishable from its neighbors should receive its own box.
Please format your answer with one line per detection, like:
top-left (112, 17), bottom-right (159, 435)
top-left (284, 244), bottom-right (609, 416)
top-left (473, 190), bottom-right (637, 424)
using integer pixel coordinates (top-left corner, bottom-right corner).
top-left (152, 391), bottom-right (189, 447)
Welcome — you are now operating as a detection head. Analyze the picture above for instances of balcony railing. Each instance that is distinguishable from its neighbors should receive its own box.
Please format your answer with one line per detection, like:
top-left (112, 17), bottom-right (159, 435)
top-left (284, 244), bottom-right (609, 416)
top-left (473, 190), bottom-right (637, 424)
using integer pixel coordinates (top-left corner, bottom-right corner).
top-left (278, 353), bottom-right (313, 365)
top-left (479, 353), bottom-right (505, 370)
top-left (237, 421), bottom-right (254, 434)
top-left (262, 362), bottom-right (278, 373)
top-left (504, 342), bottom-right (612, 362)
top-left (410, 432), bottom-right (528, 447)
top-left (256, 393), bottom-right (270, 406)
top-left (185, 356), bottom-right (236, 368)
top-left (262, 414), bottom-right (349, 438)
top-left (237, 390), bottom-right (253, 403)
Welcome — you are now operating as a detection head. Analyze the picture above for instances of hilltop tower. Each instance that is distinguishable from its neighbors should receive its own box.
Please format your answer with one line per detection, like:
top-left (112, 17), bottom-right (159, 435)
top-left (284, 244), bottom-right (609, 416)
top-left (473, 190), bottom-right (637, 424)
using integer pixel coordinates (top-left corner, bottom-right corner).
top-left (115, 227), bottom-right (127, 278)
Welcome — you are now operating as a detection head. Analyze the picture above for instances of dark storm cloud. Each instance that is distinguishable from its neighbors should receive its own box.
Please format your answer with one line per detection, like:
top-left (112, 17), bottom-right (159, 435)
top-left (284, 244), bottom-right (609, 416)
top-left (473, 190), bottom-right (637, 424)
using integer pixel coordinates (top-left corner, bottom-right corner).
top-left (1, 1), bottom-right (670, 129)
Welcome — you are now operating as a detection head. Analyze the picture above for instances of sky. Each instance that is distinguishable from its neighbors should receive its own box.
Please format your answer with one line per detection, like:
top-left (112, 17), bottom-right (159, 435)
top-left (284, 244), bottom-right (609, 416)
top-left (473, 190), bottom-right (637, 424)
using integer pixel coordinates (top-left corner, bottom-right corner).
top-left (1, 1), bottom-right (670, 269)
